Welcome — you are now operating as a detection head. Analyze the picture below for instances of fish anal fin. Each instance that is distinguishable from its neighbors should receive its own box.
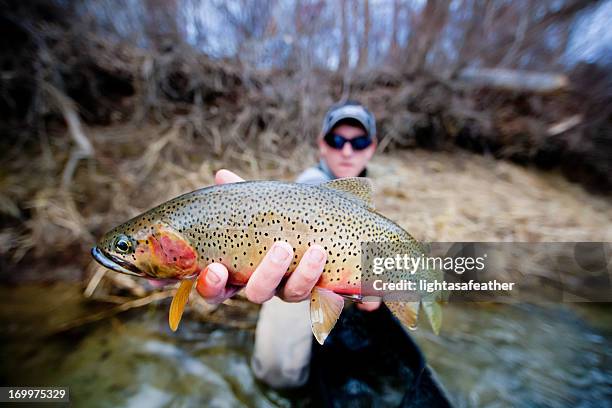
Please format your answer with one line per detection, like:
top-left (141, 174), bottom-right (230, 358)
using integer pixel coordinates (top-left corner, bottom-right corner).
top-left (310, 287), bottom-right (344, 345)
top-left (321, 178), bottom-right (374, 210)
top-left (385, 301), bottom-right (420, 331)
top-left (169, 279), bottom-right (195, 332)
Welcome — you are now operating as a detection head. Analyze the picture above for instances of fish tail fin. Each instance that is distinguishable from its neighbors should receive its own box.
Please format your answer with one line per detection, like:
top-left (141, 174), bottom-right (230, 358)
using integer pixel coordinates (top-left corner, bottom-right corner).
top-left (384, 239), bottom-right (445, 335)
top-left (422, 300), bottom-right (442, 335)
top-left (310, 287), bottom-right (344, 345)
top-left (385, 301), bottom-right (420, 330)
top-left (385, 298), bottom-right (443, 335)
top-left (421, 263), bottom-right (446, 334)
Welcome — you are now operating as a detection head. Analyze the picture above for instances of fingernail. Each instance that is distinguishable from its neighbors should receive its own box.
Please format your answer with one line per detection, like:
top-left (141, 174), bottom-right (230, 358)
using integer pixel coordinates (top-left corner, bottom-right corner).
top-left (308, 248), bottom-right (325, 265)
top-left (271, 243), bottom-right (291, 264)
top-left (206, 266), bottom-right (221, 285)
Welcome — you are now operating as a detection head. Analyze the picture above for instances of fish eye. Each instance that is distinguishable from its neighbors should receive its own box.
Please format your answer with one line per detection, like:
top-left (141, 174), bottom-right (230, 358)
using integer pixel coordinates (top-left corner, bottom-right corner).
top-left (114, 235), bottom-right (132, 253)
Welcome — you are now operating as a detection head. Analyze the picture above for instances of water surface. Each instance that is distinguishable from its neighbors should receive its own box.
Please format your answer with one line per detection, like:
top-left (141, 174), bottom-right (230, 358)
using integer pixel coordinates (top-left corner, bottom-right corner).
top-left (0, 283), bottom-right (610, 407)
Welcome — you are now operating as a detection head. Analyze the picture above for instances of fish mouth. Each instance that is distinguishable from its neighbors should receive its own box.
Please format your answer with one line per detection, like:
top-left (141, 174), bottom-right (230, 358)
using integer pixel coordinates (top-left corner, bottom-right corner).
top-left (91, 246), bottom-right (144, 277)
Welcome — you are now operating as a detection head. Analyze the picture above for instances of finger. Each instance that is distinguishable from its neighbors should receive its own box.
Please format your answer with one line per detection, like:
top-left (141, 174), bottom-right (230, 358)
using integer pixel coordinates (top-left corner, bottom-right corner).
top-left (357, 301), bottom-right (381, 311)
top-left (245, 241), bottom-right (293, 303)
top-left (215, 169), bottom-right (244, 185)
top-left (280, 245), bottom-right (326, 302)
top-left (196, 263), bottom-right (228, 301)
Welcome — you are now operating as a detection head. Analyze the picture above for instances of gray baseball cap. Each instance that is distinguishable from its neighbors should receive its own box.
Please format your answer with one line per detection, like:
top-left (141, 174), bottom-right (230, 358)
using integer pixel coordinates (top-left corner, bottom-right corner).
top-left (322, 101), bottom-right (376, 139)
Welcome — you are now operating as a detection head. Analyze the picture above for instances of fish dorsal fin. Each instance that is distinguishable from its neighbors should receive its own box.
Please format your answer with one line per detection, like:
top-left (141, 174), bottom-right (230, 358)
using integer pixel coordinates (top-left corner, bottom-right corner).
top-left (310, 287), bottom-right (345, 345)
top-left (169, 279), bottom-right (195, 331)
top-left (321, 177), bottom-right (374, 210)
top-left (385, 301), bottom-right (420, 331)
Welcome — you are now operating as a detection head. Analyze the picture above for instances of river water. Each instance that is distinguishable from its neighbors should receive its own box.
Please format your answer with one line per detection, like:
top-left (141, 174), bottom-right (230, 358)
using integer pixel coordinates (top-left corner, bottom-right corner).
top-left (0, 283), bottom-right (610, 407)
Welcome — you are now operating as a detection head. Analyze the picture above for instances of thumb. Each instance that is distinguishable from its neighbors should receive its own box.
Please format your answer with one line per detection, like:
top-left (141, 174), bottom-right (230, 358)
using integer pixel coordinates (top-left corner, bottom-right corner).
top-left (196, 263), bottom-right (228, 300)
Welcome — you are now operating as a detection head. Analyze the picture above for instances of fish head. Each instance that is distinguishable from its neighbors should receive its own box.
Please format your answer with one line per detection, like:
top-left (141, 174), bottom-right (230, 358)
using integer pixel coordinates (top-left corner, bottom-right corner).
top-left (92, 218), bottom-right (199, 280)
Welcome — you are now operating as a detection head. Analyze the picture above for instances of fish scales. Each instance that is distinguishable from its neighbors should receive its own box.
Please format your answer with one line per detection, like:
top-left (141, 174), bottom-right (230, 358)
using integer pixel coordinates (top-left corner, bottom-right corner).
top-left (108, 181), bottom-right (416, 290)
top-left (93, 178), bottom-right (443, 340)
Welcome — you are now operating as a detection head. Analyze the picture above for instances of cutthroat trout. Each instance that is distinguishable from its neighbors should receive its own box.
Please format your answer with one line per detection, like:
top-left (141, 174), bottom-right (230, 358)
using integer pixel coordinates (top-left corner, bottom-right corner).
top-left (91, 178), bottom-right (443, 343)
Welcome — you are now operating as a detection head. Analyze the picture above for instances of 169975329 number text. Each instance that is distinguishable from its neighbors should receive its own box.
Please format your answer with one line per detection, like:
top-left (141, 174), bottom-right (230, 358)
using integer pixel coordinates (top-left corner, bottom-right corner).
top-left (1, 387), bottom-right (69, 402)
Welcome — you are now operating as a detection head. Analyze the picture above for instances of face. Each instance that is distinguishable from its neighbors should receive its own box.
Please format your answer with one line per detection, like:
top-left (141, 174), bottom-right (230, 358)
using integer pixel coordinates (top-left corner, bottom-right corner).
top-left (319, 124), bottom-right (377, 178)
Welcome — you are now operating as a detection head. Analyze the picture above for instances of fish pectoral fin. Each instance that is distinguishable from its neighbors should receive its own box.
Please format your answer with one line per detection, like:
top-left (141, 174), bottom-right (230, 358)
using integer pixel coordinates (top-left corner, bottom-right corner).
top-left (310, 287), bottom-right (344, 345)
top-left (169, 279), bottom-right (195, 332)
top-left (385, 301), bottom-right (420, 331)
top-left (321, 178), bottom-right (374, 210)
top-left (422, 301), bottom-right (442, 335)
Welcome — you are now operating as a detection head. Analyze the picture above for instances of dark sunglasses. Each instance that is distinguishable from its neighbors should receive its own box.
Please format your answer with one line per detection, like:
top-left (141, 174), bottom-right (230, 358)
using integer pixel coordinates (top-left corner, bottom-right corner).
top-left (324, 133), bottom-right (373, 151)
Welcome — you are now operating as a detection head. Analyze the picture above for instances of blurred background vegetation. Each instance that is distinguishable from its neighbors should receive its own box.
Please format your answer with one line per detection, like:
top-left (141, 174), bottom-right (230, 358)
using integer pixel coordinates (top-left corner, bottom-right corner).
top-left (0, 1), bottom-right (611, 406)
top-left (1, 0), bottom-right (611, 269)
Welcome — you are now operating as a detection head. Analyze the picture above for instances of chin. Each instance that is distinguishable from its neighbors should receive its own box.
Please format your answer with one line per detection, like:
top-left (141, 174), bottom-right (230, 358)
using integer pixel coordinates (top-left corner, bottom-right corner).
top-left (334, 168), bottom-right (358, 178)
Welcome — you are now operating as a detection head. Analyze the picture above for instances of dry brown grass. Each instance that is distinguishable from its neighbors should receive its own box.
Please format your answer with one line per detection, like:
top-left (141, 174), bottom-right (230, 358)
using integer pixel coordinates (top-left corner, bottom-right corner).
top-left (1, 122), bottom-right (318, 264)
top-left (372, 151), bottom-right (612, 243)
top-left (3, 122), bottom-right (610, 326)
top-left (3, 123), bottom-right (610, 268)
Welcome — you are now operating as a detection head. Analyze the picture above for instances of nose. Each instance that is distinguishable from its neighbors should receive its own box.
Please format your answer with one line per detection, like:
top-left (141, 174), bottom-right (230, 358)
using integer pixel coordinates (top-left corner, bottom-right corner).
top-left (341, 141), bottom-right (353, 157)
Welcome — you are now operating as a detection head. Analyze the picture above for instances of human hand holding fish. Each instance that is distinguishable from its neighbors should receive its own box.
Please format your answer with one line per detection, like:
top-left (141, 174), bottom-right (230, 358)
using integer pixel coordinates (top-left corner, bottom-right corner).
top-left (198, 169), bottom-right (381, 311)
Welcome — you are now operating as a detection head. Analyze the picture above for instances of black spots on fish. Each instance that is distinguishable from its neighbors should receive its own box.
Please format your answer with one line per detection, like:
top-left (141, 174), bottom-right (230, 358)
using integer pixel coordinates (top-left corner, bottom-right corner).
top-left (128, 181), bottom-right (415, 281)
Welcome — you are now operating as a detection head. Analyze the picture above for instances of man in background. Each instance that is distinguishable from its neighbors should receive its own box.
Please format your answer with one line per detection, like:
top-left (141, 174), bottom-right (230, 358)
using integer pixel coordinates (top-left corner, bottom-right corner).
top-left (196, 101), bottom-right (379, 388)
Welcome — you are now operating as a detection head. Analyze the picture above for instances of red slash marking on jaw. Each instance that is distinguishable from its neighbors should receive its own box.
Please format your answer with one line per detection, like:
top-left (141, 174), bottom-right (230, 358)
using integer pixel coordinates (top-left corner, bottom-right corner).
top-left (157, 234), bottom-right (197, 270)
top-left (138, 228), bottom-right (199, 278)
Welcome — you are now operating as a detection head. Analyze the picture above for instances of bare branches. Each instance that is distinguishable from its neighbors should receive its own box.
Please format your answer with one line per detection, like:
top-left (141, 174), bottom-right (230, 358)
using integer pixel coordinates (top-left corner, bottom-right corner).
top-left (339, 0), bottom-right (350, 74)
top-left (457, 68), bottom-right (569, 93)
top-left (42, 83), bottom-right (94, 189)
top-left (50, 290), bottom-right (175, 334)
top-left (2, 0), bottom-right (611, 277)
top-left (357, 0), bottom-right (370, 70)
top-left (405, 0), bottom-right (451, 74)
